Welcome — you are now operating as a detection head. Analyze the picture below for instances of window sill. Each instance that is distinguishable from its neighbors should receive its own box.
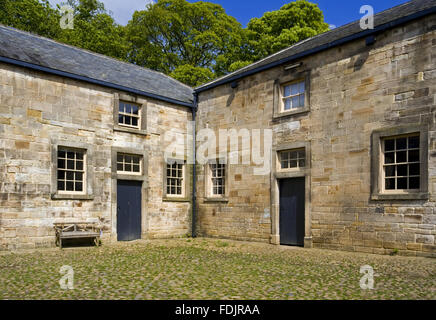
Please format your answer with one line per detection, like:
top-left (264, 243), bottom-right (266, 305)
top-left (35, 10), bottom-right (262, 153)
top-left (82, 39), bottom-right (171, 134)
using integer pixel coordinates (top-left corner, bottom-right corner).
top-left (52, 194), bottom-right (94, 201)
top-left (273, 107), bottom-right (310, 120)
top-left (204, 197), bottom-right (229, 203)
top-left (114, 125), bottom-right (148, 136)
top-left (371, 192), bottom-right (429, 201)
top-left (162, 196), bottom-right (190, 203)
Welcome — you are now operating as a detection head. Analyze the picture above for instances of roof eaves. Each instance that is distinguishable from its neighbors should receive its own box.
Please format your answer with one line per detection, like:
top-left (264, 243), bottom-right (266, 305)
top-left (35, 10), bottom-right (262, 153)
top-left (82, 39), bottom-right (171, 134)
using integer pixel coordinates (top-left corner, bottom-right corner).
top-left (195, 4), bottom-right (436, 94)
top-left (0, 55), bottom-right (194, 107)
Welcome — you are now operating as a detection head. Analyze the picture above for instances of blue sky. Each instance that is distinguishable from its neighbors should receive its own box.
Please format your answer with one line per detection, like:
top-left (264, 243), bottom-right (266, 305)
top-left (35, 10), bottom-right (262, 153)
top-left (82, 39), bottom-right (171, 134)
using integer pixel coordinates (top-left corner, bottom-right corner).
top-left (48, 0), bottom-right (410, 27)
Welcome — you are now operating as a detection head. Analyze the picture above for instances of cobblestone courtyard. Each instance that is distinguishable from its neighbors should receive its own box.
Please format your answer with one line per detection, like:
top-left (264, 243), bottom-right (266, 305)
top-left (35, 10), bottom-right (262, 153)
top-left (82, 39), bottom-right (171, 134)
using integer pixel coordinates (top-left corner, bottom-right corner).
top-left (0, 238), bottom-right (434, 300)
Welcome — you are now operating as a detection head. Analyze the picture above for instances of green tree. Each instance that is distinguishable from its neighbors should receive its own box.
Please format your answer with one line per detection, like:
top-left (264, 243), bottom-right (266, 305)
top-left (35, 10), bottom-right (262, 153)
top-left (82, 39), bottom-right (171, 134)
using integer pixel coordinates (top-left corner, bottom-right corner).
top-left (0, 0), bottom-right (61, 39)
top-left (169, 64), bottom-right (215, 87)
top-left (56, 0), bottom-right (128, 61)
top-left (247, 0), bottom-right (329, 60)
top-left (126, 0), bottom-right (247, 85)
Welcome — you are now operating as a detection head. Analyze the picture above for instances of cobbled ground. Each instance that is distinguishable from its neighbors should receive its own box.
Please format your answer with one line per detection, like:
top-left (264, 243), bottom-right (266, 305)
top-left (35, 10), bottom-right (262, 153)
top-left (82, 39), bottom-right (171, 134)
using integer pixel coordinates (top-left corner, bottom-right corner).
top-left (0, 238), bottom-right (434, 300)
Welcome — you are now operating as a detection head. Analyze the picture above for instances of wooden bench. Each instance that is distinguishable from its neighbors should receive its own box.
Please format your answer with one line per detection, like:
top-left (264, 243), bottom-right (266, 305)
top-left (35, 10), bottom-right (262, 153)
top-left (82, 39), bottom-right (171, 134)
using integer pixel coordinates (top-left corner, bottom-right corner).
top-left (54, 222), bottom-right (102, 249)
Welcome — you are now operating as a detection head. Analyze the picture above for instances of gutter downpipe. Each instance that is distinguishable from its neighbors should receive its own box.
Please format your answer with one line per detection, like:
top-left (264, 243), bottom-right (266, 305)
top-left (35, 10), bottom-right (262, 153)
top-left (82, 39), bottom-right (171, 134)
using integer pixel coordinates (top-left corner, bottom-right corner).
top-left (191, 92), bottom-right (198, 238)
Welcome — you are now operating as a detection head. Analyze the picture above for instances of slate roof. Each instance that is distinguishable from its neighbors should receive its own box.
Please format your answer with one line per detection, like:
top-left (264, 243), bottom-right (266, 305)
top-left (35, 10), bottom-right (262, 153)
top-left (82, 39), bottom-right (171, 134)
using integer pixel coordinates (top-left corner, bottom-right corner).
top-left (0, 25), bottom-right (193, 105)
top-left (196, 0), bottom-right (436, 92)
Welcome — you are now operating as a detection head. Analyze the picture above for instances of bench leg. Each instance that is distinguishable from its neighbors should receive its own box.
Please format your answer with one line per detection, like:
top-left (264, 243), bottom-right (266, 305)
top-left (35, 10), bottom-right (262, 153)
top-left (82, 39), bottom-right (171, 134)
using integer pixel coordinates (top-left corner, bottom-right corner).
top-left (60, 238), bottom-right (62, 250)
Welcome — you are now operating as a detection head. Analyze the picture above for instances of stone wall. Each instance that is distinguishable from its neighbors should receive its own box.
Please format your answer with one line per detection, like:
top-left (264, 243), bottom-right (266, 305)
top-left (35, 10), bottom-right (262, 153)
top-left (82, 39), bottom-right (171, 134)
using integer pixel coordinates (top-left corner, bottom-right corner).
top-left (0, 63), bottom-right (192, 250)
top-left (196, 14), bottom-right (436, 257)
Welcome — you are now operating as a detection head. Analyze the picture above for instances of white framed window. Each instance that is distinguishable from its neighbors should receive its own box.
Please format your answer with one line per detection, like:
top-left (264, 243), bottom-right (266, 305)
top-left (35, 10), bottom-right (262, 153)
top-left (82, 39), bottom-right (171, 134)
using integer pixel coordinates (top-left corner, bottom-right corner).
top-left (166, 160), bottom-right (185, 197)
top-left (281, 81), bottom-right (305, 111)
top-left (279, 148), bottom-right (306, 170)
top-left (118, 101), bottom-right (141, 129)
top-left (57, 148), bottom-right (86, 194)
top-left (210, 163), bottom-right (226, 196)
top-left (382, 134), bottom-right (420, 191)
top-left (117, 153), bottom-right (142, 175)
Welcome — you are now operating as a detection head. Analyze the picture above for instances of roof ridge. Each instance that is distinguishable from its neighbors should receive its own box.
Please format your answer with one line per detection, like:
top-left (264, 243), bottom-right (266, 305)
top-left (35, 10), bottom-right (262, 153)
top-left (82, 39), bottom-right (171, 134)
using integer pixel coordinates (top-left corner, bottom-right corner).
top-left (0, 24), bottom-right (193, 90)
top-left (196, 0), bottom-right (433, 90)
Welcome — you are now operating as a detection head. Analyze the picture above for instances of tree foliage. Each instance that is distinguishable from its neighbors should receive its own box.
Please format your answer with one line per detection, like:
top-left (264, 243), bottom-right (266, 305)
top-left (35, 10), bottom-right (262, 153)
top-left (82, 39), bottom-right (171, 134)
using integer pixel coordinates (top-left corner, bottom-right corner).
top-left (126, 0), bottom-right (246, 78)
top-left (169, 64), bottom-right (215, 87)
top-left (0, 0), bottom-right (61, 39)
top-left (0, 0), bottom-right (330, 86)
top-left (57, 0), bottom-right (128, 61)
top-left (0, 0), bottom-right (127, 61)
top-left (247, 0), bottom-right (329, 61)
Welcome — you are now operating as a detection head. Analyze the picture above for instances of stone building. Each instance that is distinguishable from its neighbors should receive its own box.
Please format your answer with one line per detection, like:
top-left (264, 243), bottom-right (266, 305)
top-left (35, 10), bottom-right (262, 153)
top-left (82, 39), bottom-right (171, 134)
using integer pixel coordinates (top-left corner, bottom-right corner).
top-left (194, 0), bottom-right (436, 257)
top-left (1, 0), bottom-right (436, 257)
top-left (0, 25), bottom-right (194, 250)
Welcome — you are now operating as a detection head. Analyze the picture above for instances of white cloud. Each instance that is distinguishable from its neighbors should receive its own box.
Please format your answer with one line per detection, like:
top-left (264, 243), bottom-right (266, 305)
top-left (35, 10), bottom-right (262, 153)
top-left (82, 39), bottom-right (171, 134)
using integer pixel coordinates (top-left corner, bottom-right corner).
top-left (329, 24), bottom-right (336, 30)
top-left (48, 0), bottom-right (154, 25)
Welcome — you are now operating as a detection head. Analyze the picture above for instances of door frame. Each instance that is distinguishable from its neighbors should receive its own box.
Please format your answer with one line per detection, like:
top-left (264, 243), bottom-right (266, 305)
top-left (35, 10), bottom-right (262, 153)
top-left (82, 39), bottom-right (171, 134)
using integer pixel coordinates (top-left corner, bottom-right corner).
top-left (270, 141), bottom-right (312, 248)
top-left (111, 147), bottom-right (148, 242)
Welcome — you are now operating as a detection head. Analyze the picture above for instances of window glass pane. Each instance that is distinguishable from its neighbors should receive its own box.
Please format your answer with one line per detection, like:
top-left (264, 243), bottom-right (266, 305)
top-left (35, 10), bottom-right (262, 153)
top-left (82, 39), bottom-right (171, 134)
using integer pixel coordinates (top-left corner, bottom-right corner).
top-left (125, 103), bottom-right (131, 113)
top-left (396, 151), bottom-right (407, 163)
top-left (67, 160), bottom-right (75, 170)
top-left (118, 115), bottom-right (124, 125)
top-left (397, 165), bottom-right (408, 177)
top-left (385, 166), bottom-right (395, 177)
top-left (299, 159), bottom-right (306, 167)
top-left (385, 152), bottom-right (395, 164)
top-left (58, 150), bottom-right (66, 158)
top-left (58, 170), bottom-right (65, 180)
top-left (385, 139), bottom-right (395, 152)
top-left (408, 136), bottom-right (419, 149)
top-left (67, 152), bottom-right (75, 159)
top-left (119, 102), bottom-right (124, 113)
top-left (292, 96), bottom-right (299, 108)
top-left (409, 164), bottom-right (420, 176)
top-left (132, 117), bottom-right (138, 127)
top-left (58, 159), bottom-right (65, 169)
top-left (385, 178), bottom-right (396, 190)
top-left (396, 138), bottom-right (407, 150)
top-left (299, 81), bottom-right (305, 92)
top-left (408, 150), bottom-right (419, 162)
top-left (66, 181), bottom-right (74, 191)
top-left (133, 165), bottom-right (140, 173)
top-left (75, 172), bottom-right (83, 181)
top-left (76, 152), bottom-right (84, 160)
top-left (132, 105), bottom-right (139, 115)
top-left (75, 182), bottom-right (83, 192)
top-left (290, 160), bottom-right (298, 168)
top-left (409, 177), bottom-right (420, 189)
top-left (284, 98), bottom-right (291, 110)
top-left (299, 94), bottom-right (305, 107)
top-left (58, 181), bottom-right (65, 191)
top-left (291, 83), bottom-right (299, 95)
top-left (66, 171), bottom-right (74, 180)
top-left (76, 161), bottom-right (84, 171)
top-left (284, 86), bottom-right (291, 97)
top-left (397, 178), bottom-right (408, 189)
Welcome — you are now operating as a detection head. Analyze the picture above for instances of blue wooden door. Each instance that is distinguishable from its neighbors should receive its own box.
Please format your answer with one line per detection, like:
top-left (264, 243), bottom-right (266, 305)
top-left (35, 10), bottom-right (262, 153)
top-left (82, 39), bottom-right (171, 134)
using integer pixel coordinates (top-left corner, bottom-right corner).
top-left (117, 180), bottom-right (142, 241)
top-left (279, 178), bottom-right (305, 246)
